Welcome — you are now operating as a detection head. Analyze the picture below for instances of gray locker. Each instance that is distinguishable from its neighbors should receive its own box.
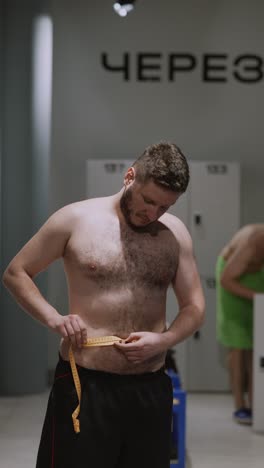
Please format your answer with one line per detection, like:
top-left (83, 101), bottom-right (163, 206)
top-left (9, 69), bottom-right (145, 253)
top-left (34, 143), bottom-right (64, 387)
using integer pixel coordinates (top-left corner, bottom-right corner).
top-left (186, 277), bottom-right (229, 391)
top-left (188, 162), bottom-right (240, 391)
top-left (189, 162), bottom-right (240, 274)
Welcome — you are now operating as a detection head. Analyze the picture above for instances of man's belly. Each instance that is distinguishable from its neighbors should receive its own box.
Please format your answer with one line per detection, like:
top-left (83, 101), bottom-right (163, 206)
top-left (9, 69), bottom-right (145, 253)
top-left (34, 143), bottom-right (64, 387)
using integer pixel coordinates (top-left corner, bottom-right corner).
top-left (60, 339), bottom-right (166, 374)
top-left (61, 288), bottom-right (168, 373)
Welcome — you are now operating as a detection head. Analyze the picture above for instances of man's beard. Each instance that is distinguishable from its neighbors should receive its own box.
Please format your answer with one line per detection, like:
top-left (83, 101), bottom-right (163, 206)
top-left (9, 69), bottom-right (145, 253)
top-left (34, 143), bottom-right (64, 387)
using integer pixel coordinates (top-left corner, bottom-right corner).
top-left (120, 186), bottom-right (155, 233)
top-left (120, 186), bottom-right (134, 227)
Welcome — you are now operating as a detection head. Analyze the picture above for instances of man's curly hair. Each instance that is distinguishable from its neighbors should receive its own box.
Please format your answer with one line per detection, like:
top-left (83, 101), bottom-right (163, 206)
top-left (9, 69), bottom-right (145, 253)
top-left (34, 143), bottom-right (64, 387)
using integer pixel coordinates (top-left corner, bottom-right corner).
top-left (132, 141), bottom-right (189, 193)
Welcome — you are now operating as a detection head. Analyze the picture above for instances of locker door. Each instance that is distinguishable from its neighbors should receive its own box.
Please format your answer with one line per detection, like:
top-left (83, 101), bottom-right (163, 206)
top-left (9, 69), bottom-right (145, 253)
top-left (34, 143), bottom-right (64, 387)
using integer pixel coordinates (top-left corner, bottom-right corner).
top-left (86, 160), bottom-right (133, 198)
top-left (187, 162), bottom-right (240, 391)
top-left (189, 162), bottom-right (240, 273)
top-left (187, 277), bottom-right (229, 391)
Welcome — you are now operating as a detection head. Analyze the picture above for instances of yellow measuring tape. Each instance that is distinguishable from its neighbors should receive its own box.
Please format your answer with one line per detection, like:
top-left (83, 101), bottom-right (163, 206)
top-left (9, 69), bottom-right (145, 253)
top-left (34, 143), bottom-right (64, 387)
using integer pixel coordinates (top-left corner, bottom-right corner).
top-left (69, 335), bottom-right (123, 433)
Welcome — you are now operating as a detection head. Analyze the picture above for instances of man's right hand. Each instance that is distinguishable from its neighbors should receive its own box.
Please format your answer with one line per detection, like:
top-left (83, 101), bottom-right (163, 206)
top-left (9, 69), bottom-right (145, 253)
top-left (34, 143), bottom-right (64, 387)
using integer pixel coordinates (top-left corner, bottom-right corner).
top-left (50, 314), bottom-right (88, 348)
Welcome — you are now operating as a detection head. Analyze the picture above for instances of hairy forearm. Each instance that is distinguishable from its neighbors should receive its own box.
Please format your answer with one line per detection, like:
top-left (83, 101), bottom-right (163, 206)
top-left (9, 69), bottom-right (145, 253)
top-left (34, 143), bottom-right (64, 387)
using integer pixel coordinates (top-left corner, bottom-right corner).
top-left (161, 304), bottom-right (205, 349)
top-left (2, 269), bottom-right (60, 329)
top-left (220, 277), bottom-right (254, 300)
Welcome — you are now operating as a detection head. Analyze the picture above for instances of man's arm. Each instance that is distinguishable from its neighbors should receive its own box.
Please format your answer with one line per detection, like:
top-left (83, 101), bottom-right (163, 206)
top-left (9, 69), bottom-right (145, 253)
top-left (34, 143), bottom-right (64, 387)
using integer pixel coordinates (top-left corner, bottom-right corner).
top-left (220, 245), bottom-right (255, 300)
top-left (2, 205), bottom-right (87, 347)
top-left (161, 220), bottom-right (205, 349)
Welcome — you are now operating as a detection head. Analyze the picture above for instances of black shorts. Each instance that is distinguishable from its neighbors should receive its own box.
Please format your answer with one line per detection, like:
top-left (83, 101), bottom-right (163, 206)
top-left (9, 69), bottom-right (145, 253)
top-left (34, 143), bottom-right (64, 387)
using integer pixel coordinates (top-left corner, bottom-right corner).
top-left (36, 355), bottom-right (173, 468)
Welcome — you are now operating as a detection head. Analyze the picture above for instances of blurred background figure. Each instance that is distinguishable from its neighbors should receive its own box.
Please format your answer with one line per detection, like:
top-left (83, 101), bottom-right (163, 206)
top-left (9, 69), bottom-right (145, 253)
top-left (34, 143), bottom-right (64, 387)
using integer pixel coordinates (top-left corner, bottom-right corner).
top-left (216, 224), bottom-right (264, 425)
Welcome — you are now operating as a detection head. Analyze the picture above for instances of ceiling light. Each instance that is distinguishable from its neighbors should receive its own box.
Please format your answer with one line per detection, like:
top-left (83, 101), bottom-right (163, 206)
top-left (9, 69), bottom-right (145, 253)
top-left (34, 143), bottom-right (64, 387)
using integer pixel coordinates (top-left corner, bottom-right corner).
top-left (113, 1), bottom-right (136, 17)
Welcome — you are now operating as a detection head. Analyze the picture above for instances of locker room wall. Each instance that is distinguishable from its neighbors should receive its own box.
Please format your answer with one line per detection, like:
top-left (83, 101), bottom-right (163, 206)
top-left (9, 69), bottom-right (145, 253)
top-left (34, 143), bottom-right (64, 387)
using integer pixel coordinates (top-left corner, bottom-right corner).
top-left (0, 0), bottom-right (53, 394)
top-left (47, 0), bottom-right (264, 370)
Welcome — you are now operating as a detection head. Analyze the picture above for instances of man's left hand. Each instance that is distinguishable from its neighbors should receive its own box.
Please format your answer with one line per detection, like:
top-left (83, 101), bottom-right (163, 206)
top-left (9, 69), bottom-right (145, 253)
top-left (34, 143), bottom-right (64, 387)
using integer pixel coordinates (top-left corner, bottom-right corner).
top-left (114, 331), bottom-right (166, 364)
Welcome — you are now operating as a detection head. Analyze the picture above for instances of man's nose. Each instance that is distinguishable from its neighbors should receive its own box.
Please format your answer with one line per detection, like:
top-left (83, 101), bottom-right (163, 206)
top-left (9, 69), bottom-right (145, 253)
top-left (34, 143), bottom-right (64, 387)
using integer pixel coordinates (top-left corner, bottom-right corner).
top-left (147, 205), bottom-right (159, 221)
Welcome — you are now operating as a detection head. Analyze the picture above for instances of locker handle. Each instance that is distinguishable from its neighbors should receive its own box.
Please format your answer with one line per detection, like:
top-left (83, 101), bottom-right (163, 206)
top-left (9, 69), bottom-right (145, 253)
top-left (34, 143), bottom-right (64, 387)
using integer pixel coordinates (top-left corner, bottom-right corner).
top-left (193, 330), bottom-right (200, 340)
top-left (194, 213), bottom-right (202, 225)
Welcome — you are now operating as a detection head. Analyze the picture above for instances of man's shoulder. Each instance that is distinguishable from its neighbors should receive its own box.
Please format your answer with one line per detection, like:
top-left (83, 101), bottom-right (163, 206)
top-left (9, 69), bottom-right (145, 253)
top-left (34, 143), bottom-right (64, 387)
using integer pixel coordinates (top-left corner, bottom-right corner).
top-left (52, 198), bottom-right (116, 234)
top-left (160, 212), bottom-right (191, 245)
top-left (56, 197), bottom-right (109, 218)
top-left (160, 212), bottom-right (188, 233)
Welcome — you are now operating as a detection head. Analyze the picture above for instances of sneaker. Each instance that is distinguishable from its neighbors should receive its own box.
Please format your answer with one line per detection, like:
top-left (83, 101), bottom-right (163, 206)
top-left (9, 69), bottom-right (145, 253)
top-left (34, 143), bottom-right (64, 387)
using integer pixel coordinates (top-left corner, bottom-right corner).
top-left (233, 408), bottom-right (252, 425)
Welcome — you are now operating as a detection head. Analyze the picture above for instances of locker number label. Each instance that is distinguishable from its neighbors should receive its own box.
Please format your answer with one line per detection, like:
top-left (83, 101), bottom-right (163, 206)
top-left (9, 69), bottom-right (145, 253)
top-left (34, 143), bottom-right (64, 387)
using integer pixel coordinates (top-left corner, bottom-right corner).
top-left (207, 164), bottom-right (228, 174)
top-left (104, 163), bottom-right (126, 173)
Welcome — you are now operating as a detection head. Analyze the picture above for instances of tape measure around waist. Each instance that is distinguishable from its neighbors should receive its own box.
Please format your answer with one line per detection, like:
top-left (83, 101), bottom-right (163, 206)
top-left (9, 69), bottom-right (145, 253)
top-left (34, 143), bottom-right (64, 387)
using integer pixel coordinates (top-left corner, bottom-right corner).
top-left (69, 335), bottom-right (123, 433)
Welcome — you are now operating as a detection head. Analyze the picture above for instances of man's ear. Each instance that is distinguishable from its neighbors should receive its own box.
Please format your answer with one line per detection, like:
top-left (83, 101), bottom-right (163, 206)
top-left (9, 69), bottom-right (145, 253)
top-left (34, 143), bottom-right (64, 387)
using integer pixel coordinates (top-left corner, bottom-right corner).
top-left (124, 167), bottom-right (135, 187)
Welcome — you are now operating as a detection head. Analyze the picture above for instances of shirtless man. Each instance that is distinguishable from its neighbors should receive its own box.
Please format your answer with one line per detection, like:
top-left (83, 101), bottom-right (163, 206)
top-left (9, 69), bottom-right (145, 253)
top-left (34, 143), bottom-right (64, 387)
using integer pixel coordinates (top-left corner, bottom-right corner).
top-left (3, 142), bottom-right (205, 468)
top-left (216, 224), bottom-right (264, 425)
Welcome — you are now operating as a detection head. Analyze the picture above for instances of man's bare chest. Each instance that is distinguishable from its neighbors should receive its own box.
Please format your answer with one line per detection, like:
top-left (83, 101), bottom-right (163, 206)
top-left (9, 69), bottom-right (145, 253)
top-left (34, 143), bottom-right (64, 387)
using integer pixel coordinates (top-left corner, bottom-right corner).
top-left (65, 222), bottom-right (179, 289)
